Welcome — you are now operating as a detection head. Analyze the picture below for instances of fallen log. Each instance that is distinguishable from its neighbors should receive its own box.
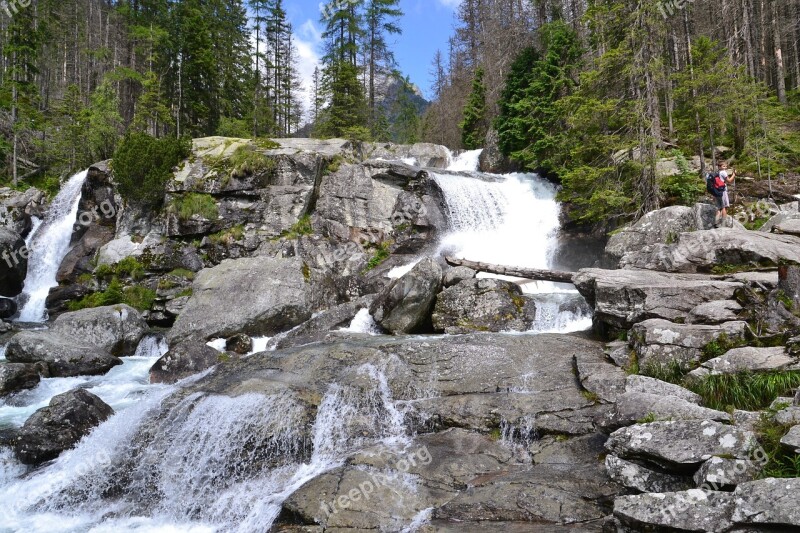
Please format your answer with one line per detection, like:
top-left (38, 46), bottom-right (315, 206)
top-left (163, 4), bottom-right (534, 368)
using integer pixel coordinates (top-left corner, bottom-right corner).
top-left (444, 256), bottom-right (575, 284)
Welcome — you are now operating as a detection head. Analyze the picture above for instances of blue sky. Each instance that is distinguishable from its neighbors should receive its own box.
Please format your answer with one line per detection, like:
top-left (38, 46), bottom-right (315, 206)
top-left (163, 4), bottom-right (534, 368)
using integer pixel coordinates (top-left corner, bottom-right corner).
top-left (288, 0), bottom-right (460, 111)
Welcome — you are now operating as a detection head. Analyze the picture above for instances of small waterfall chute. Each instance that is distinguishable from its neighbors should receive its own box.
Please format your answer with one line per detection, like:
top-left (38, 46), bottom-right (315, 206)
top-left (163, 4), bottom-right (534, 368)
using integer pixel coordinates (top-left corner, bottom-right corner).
top-left (16, 170), bottom-right (89, 322)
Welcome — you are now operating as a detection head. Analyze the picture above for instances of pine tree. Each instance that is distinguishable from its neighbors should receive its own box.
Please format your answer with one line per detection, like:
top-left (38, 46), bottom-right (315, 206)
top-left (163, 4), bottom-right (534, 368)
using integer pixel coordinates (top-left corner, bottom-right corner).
top-left (364, 0), bottom-right (402, 134)
top-left (460, 67), bottom-right (487, 149)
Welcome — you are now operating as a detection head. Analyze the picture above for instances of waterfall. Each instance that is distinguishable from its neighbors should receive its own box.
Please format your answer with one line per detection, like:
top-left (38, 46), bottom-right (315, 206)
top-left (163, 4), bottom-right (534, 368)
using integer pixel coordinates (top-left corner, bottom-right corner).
top-left (432, 150), bottom-right (593, 331)
top-left (0, 364), bottom-right (411, 532)
top-left (341, 308), bottom-right (382, 334)
top-left (16, 170), bottom-right (88, 322)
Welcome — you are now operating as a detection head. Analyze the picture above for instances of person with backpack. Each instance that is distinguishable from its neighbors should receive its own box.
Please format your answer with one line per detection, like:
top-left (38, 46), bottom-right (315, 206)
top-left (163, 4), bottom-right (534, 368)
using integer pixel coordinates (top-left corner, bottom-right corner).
top-left (706, 161), bottom-right (736, 228)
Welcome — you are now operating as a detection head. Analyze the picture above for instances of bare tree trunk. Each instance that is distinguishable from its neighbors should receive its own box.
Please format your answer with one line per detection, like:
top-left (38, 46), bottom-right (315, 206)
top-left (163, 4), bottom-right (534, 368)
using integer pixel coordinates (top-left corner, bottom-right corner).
top-left (741, 0), bottom-right (756, 78)
top-left (771, 0), bottom-right (787, 104)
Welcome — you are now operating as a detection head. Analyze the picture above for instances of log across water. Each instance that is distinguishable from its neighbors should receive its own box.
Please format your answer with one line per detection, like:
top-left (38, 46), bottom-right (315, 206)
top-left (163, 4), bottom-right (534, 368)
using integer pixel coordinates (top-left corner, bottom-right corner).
top-left (444, 256), bottom-right (575, 284)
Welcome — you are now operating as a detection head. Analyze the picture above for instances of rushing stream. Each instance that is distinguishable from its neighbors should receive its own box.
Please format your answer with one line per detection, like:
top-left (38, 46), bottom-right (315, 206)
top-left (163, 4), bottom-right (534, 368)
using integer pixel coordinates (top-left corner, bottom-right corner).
top-left (0, 149), bottom-right (594, 531)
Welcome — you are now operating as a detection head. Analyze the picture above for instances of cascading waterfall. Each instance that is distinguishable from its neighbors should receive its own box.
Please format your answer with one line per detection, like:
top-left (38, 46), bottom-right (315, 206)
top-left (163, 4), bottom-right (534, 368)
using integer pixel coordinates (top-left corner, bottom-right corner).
top-left (432, 151), bottom-right (592, 332)
top-left (0, 363), bottom-right (412, 532)
top-left (16, 170), bottom-right (88, 322)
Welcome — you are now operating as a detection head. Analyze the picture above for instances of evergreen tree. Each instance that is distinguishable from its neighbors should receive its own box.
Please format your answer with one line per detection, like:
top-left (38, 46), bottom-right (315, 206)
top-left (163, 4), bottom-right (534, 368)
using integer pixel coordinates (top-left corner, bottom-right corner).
top-left (460, 67), bottom-right (487, 149)
top-left (364, 0), bottom-right (403, 135)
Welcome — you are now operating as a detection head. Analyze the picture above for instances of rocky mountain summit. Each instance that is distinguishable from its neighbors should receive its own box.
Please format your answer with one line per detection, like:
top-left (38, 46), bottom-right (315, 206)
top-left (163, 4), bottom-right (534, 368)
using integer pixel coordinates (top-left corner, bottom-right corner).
top-left (0, 137), bottom-right (799, 531)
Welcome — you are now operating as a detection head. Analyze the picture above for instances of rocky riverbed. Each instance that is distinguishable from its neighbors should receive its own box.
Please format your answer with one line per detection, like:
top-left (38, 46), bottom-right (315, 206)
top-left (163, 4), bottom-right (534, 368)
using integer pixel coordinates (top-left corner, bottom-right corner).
top-left (0, 137), bottom-right (799, 532)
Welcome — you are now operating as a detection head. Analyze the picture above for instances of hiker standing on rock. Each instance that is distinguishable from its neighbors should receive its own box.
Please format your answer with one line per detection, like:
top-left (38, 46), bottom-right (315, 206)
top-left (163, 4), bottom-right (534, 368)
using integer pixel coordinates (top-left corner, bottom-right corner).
top-left (712, 161), bottom-right (736, 228)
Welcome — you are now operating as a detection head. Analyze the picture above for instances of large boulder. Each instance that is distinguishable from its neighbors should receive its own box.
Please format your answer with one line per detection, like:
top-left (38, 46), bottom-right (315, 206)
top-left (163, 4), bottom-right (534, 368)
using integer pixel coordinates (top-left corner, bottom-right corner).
top-left (780, 425), bottom-right (800, 452)
top-left (609, 392), bottom-right (731, 427)
top-left (605, 205), bottom-right (709, 265)
top-left (732, 478), bottom-right (800, 528)
top-left (620, 229), bottom-right (800, 273)
top-left (624, 375), bottom-right (701, 405)
top-left (605, 454), bottom-right (693, 493)
top-left (573, 268), bottom-right (743, 331)
top-left (0, 297), bottom-right (17, 319)
top-left (614, 490), bottom-right (736, 532)
top-left (13, 389), bottom-right (114, 464)
top-left (6, 330), bottom-right (122, 377)
top-left (51, 304), bottom-right (149, 356)
top-left (695, 346), bottom-right (796, 375)
top-left (431, 278), bottom-right (537, 335)
top-left (630, 318), bottom-right (749, 369)
top-left (167, 256), bottom-right (311, 344)
top-left (149, 340), bottom-right (222, 384)
top-left (0, 363), bottom-right (40, 396)
top-left (694, 456), bottom-right (761, 490)
top-left (686, 300), bottom-right (744, 325)
top-left (369, 258), bottom-right (442, 334)
top-left (0, 186), bottom-right (47, 236)
top-left (0, 227), bottom-right (28, 296)
top-left (606, 421), bottom-right (759, 471)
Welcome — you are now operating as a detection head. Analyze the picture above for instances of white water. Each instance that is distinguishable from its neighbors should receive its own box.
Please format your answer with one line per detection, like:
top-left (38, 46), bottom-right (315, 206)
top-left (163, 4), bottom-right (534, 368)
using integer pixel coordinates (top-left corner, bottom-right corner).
top-left (16, 171), bottom-right (88, 322)
top-left (432, 150), bottom-right (592, 332)
top-left (0, 334), bottom-right (168, 430)
top-left (0, 363), bottom-right (411, 532)
top-left (341, 308), bottom-right (383, 335)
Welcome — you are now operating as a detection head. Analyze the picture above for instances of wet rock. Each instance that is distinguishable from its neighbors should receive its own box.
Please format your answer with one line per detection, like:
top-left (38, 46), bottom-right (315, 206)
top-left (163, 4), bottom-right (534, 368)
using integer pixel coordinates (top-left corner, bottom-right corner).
top-left (56, 225), bottom-right (115, 283)
top-left (225, 333), bottom-right (252, 355)
top-left (6, 330), bottom-right (122, 377)
top-left (0, 297), bottom-right (17, 319)
top-left (442, 266), bottom-right (476, 287)
top-left (431, 278), bottom-right (536, 335)
top-left (624, 375), bottom-right (701, 405)
top-left (732, 478), bottom-right (800, 528)
top-left (609, 392), bottom-right (730, 427)
top-left (269, 295), bottom-right (377, 349)
top-left (605, 455), bottom-right (693, 493)
top-left (370, 258), bottom-right (442, 334)
top-left (168, 256), bottom-right (311, 344)
top-left (686, 300), bottom-right (744, 325)
top-left (693, 457), bottom-right (761, 490)
top-left (780, 425), bottom-right (800, 453)
top-left (630, 319), bottom-right (748, 369)
top-left (613, 490), bottom-right (735, 532)
top-left (51, 304), bottom-right (149, 356)
top-left (698, 346), bottom-right (795, 375)
top-left (149, 340), bottom-right (221, 384)
top-left (620, 229), bottom-right (800, 273)
top-left (573, 268), bottom-right (743, 331)
top-left (0, 363), bottom-right (40, 396)
top-left (13, 389), bottom-right (114, 465)
top-left (606, 421), bottom-right (759, 471)
top-left (0, 227), bottom-right (28, 297)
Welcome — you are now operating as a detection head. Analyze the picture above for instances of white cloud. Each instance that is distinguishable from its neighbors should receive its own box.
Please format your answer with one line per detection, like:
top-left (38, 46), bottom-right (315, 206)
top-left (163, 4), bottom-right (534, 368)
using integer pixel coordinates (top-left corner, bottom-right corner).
top-left (293, 20), bottom-right (323, 124)
top-left (436, 0), bottom-right (461, 7)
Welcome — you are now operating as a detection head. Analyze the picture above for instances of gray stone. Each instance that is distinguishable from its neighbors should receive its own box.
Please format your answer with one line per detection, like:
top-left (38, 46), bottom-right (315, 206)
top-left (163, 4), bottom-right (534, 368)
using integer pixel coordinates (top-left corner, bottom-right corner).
top-left (6, 330), bottom-right (122, 377)
top-left (168, 256), bottom-right (311, 344)
top-left (51, 304), bottom-right (149, 356)
top-left (442, 266), bottom-right (476, 287)
top-left (795, 388), bottom-right (800, 406)
top-left (732, 410), bottom-right (763, 434)
top-left (431, 278), bottom-right (536, 335)
top-left (370, 258), bottom-right (442, 334)
top-left (606, 421), bottom-right (759, 470)
top-left (605, 454), bottom-right (693, 493)
top-left (760, 210), bottom-right (800, 233)
top-left (0, 186), bottom-right (46, 236)
top-left (774, 218), bottom-right (800, 236)
top-left (630, 319), bottom-right (749, 369)
top-left (625, 375), bottom-right (701, 404)
top-left (686, 300), bottom-right (744, 324)
top-left (620, 229), bottom-right (800, 273)
top-left (0, 297), bottom-right (17, 319)
top-left (732, 478), bottom-right (800, 527)
top-left (700, 346), bottom-right (794, 375)
top-left (0, 363), bottom-right (40, 396)
top-left (694, 457), bottom-right (761, 490)
top-left (610, 392), bottom-right (730, 427)
top-left (225, 333), bottom-right (252, 355)
top-left (605, 205), bottom-right (699, 265)
top-left (604, 341), bottom-right (632, 368)
top-left (780, 425), bottom-right (800, 453)
top-left (774, 406), bottom-right (800, 426)
top-left (614, 490), bottom-right (735, 532)
top-left (0, 227), bottom-right (27, 296)
top-left (149, 340), bottom-right (221, 385)
top-left (270, 295), bottom-right (378, 349)
top-left (573, 268), bottom-right (743, 330)
top-left (13, 389), bottom-right (114, 464)
top-left (574, 351), bottom-right (627, 403)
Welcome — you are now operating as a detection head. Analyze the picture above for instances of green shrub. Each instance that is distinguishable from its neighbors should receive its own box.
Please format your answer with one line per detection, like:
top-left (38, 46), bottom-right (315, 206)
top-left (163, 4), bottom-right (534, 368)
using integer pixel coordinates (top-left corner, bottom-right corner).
top-left (640, 360), bottom-right (687, 385)
top-left (68, 278), bottom-right (155, 312)
top-left (756, 414), bottom-right (800, 478)
top-left (115, 256), bottom-right (145, 280)
top-left (209, 225), bottom-right (244, 245)
top-left (168, 268), bottom-right (196, 280)
top-left (228, 144), bottom-right (275, 179)
top-left (123, 285), bottom-right (157, 311)
top-left (168, 193), bottom-right (219, 221)
top-left (363, 241), bottom-right (392, 272)
top-left (112, 133), bottom-right (191, 209)
top-left (279, 215), bottom-right (313, 240)
top-left (660, 151), bottom-right (704, 206)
